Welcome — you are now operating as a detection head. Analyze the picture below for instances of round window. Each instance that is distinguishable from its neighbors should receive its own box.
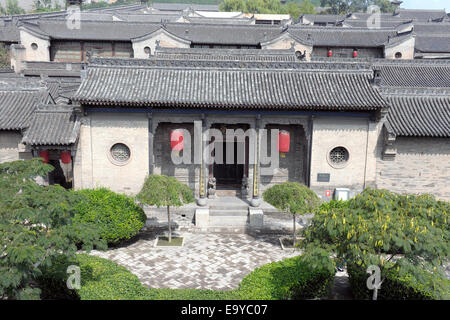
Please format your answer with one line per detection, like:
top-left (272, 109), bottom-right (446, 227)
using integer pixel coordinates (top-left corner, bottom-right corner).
top-left (395, 52), bottom-right (402, 59)
top-left (328, 146), bottom-right (349, 168)
top-left (110, 143), bottom-right (131, 163)
top-left (31, 43), bottom-right (38, 50)
top-left (144, 46), bottom-right (151, 54)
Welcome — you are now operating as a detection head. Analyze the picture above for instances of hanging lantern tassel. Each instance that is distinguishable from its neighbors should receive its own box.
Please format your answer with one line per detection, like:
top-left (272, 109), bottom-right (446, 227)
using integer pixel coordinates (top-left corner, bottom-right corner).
top-left (278, 130), bottom-right (290, 158)
top-left (39, 150), bottom-right (49, 163)
top-left (170, 129), bottom-right (184, 156)
top-left (60, 151), bottom-right (72, 182)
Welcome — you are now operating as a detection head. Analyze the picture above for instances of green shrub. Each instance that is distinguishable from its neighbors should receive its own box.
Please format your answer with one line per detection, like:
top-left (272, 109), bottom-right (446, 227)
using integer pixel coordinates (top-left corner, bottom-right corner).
top-left (237, 248), bottom-right (335, 300)
top-left (304, 188), bottom-right (449, 265)
top-left (39, 249), bottom-right (335, 300)
top-left (73, 188), bottom-right (147, 245)
top-left (76, 254), bottom-right (154, 300)
top-left (347, 258), bottom-right (450, 300)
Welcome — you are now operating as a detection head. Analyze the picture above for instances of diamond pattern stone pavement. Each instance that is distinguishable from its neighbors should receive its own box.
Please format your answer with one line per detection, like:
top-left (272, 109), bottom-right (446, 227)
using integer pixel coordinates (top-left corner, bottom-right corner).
top-left (90, 232), bottom-right (300, 291)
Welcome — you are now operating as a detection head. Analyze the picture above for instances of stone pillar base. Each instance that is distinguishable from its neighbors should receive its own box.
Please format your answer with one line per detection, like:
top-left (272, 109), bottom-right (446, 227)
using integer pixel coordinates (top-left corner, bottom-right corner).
top-left (250, 197), bottom-right (261, 207)
top-left (249, 208), bottom-right (264, 228)
top-left (197, 197), bottom-right (207, 206)
top-left (195, 208), bottom-right (209, 227)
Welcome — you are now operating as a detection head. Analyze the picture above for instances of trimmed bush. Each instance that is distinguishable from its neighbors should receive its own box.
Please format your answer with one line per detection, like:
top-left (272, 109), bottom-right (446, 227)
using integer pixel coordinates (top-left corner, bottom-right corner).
top-left (237, 248), bottom-right (335, 300)
top-left (347, 259), bottom-right (450, 300)
top-left (73, 188), bottom-right (147, 245)
top-left (39, 249), bottom-right (335, 300)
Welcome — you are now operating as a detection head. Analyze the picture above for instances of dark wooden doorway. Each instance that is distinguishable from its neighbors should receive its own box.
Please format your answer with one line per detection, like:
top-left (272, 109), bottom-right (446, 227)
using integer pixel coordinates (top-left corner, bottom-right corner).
top-left (210, 124), bottom-right (249, 189)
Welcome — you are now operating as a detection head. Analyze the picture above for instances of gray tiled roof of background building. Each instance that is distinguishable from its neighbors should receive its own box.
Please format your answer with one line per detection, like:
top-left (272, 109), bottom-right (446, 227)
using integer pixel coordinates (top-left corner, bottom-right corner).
top-left (183, 16), bottom-right (254, 25)
top-left (20, 19), bottom-right (161, 41)
top-left (73, 58), bottom-right (387, 111)
top-left (22, 104), bottom-right (80, 146)
top-left (154, 47), bottom-right (298, 61)
top-left (151, 3), bottom-right (219, 12)
top-left (300, 14), bottom-right (346, 24)
top-left (374, 60), bottom-right (450, 88)
top-left (165, 23), bottom-right (283, 45)
top-left (340, 19), bottom-right (411, 28)
top-left (415, 36), bottom-right (450, 53)
top-left (288, 26), bottom-right (399, 47)
top-left (0, 23), bottom-right (20, 42)
top-left (0, 89), bottom-right (50, 130)
top-left (19, 20), bottom-right (284, 45)
top-left (394, 9), bottom-right (447, 21)
top-left (114, 13), bottom-right (182, 23)
top-left (385, 95), bottom-right (450, 137)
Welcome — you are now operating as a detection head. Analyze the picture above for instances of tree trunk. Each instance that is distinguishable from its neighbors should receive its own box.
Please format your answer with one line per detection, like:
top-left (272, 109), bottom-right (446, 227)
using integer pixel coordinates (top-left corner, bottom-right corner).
top-left (167, 205), bottom-right (172, 243)
top-left (293, 214), bottom-right (297, 247)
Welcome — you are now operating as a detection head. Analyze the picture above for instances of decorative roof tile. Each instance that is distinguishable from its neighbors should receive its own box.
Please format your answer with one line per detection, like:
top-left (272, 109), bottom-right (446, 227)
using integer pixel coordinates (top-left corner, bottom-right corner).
top-left (385, 95), bottom-right (450, 137)
top-left (22, 105), bottom-right (80, 146)
top-left (73, 59), bottom-right (387, 111)
top-left (0, 89), bottom-right (49, 130)
top-left (374, 61), bottom-right (450, 88)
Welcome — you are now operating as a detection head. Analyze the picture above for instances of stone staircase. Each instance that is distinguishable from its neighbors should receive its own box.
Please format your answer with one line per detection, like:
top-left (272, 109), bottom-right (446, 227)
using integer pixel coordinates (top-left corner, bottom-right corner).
top-left (209, 200), bottom-right (249, 226)
top-left (196, 196), bottom-right (263, 229)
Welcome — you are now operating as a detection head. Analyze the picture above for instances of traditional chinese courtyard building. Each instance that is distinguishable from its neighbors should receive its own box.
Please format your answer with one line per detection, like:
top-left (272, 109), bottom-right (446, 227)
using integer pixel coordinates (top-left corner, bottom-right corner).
top-left (0, 4), bottom-right (449, 228)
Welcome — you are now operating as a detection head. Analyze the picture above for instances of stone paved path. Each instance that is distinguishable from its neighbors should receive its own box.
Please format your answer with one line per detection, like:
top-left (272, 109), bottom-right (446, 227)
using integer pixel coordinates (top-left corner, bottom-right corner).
top-left (90, 231), bottom-right (300, 291)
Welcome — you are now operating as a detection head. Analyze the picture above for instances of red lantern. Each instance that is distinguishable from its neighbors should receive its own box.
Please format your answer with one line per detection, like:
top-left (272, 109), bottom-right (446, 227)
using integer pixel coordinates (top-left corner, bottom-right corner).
top-left (353, 50), bottom-right (358, 58)
top-left (327, 49), bottom-right (333, 57)
top-left (170, 129), bottom-right (184, 152)
top-left (61, 151), bottom-right (71, 164)
top-left (278, 130), bottom-right (290, 158)
top-left (39, 150), bottom-right (49, 163)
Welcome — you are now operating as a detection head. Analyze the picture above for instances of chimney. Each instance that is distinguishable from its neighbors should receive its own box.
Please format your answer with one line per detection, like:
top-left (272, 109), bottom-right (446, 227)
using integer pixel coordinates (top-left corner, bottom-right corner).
top-left (373, 68), bottom-right (382, 85)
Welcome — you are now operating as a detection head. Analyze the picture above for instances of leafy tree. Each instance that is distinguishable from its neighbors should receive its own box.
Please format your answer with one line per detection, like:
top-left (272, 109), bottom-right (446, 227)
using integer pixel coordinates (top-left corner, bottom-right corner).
top-left (137, 175), bottom-right (194, 242)
top-left (298, 0), bottom-right (316, 14)
top-left (0, 43), bottom-right (10, 68)
top-left (319, 0), bottom-right (396, 14)
top-left (0, 0), bottom-right (25, 15)
top-left (303, 188), bottom-right (449, 298)
top-left (73, 188), bottom-right (147, 244)
top-left (0, 159), bottom-right (106, 299)
top-left (219, 0), bottom-right (247, 12)
top-left (263, 182), bottom-right (320, 246)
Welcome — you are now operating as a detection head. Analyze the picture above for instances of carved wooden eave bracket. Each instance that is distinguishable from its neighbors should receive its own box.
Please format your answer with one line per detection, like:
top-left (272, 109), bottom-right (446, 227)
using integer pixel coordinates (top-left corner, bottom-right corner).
top-left (382, 122), bottom-right (397, 161)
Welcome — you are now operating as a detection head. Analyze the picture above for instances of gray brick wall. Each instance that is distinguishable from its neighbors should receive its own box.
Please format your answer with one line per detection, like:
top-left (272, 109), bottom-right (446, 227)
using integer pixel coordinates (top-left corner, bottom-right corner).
top-left (376, 137), bottom-right (450, 200)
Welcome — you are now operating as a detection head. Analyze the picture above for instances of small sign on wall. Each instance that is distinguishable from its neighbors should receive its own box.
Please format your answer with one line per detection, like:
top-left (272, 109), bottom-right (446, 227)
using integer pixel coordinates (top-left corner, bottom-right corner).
top-left (325, 190), bottom-right (331, 197)
top-left (317, 173), bottom-right (330, 182)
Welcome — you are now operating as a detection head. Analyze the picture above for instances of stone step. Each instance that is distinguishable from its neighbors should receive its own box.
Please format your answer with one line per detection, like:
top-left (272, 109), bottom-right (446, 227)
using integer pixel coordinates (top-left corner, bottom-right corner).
top-left (209, 215), bottom-right (249, 226)
top-left (215, 189), bottom-right (242, 197)
top-left (209, 209), bottom-right (248, 217)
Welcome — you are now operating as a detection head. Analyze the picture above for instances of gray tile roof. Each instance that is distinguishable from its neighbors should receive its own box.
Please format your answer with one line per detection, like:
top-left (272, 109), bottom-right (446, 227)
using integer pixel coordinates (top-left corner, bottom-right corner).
top-left (151, 3), bottom-right (219, 12)
top-left (415, 35), bottom-right (450, 53)
top-left (385, 95), bottom-right (450, 137)
top-left (22, 104), bottom-right (80, 146)
top-left (154, 47), bottom-right (298, 62)
top-left (300, 14), bottom-right (346, 24)
top-left (20, 20), bottom-right (283, 45)
top-left (288, 26), bottom-right (398, 47)
top-left (184, 16), bottom-right (254, 25)
top-left (21, 19), bottom-right (160, 41)
top-left (165, 23), bottom-right (283, 45)
top-left (340, 19), bottom-right (411, 28)
top-left (374, 60), bottom-right (450, 88)
top-left (0, 89), bottom-right (49, 130)
top-left (412, 23), bottom-right (450, 53)
top-left (394, 9), bottom-right (447, 21)
top-left (73, 59), bottom-right (387, 111)
top-left (0, 23), bottom-right (20, 42)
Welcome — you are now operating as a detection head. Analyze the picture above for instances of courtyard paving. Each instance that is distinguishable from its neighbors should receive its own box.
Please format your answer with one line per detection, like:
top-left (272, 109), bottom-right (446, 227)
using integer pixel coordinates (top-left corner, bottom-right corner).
top-left (90, 231), bottom-right (300, 291)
